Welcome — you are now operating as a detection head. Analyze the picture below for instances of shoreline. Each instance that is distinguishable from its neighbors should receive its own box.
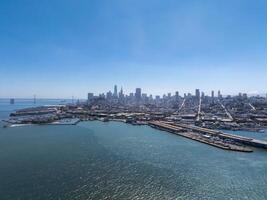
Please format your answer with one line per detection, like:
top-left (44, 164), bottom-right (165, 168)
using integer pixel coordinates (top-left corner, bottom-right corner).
top-left (3, 119), bottom-right (266, 153)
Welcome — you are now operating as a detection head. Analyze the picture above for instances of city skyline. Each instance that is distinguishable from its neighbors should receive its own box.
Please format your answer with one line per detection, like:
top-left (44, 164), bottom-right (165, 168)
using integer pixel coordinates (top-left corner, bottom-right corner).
top-left (1, 85), bottom-right (267, 99)
top-left (1, 0), bottom-right (267, 98)
top-left (89, 85), bottom-right (262, 98)
top-left (1, 1), bottom-right (267, 199)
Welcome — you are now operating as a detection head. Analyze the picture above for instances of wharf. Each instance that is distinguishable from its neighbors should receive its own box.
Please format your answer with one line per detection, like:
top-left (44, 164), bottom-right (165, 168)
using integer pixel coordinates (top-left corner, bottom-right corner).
top-left (2, 118), bottom-right (81, 127)
top-left (149, 121), bottom-right (253, 152)
top-left (173, 122), bottom-right (267, 149)
top-left (47, 118), bottom-right (81, 125)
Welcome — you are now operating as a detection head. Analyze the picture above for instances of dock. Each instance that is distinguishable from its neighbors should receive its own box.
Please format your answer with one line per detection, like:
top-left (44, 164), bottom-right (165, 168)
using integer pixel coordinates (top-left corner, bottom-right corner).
top-left (149, 121), bottom-right (253, 152)
top-left (48, 118), bottom-right (81, 125)
top-left (172, 122), bottom-right (267, 149)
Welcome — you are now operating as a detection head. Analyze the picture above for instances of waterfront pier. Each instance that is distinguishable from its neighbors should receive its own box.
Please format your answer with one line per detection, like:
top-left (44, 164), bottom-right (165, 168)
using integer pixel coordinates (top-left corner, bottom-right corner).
top-left (149, 121), bottom-right (253, 152)
top-left (172, 122), bottom-right (267, 149)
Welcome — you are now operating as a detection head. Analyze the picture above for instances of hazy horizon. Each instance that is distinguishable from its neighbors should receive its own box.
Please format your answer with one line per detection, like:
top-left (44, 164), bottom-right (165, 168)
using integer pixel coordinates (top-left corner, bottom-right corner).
top-left (0, 89), bottom-right (266, 99)
top-left (1, 0), bottom-right (267, 98)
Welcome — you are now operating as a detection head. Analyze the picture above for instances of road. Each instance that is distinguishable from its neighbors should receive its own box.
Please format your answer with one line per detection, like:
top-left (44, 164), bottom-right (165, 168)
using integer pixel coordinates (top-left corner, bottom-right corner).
top-left (196, 97), bottom-right (202, 121)
top-left (249, 103), bottom-right (256, 111)
top-left (179, 98), bottom-right (186, 112)
top-left (218, 100), bottom-right (234, 121)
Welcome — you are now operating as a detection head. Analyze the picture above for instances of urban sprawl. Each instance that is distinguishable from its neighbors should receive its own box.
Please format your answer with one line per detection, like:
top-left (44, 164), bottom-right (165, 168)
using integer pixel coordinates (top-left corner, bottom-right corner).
top-left (4, 86), bottom-right (267, 152)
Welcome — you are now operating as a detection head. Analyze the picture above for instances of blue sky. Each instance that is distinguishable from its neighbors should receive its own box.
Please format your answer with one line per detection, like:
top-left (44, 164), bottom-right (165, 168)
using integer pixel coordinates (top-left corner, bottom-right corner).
top-left (0, 0), bottom-right (267, 98)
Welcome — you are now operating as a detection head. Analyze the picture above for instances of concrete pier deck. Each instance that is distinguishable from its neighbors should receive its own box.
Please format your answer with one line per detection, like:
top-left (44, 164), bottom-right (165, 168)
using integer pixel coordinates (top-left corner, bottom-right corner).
top-left (172, 122), bottom-right (267, 149)
top-left (149, 121), bottom-right (253, 152)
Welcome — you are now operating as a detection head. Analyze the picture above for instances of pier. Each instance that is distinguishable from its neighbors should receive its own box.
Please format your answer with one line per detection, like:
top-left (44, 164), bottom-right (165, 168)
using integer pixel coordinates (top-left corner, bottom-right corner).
top-left (172, 122), bottom-right (267, 149)
top-left (149, 121), bottom-right (253, 152)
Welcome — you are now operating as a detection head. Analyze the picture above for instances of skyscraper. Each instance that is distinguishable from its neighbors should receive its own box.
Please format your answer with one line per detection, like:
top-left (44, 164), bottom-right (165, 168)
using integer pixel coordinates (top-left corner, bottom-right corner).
top-left (211, 90), bottom-right (214, 103)
top-left (114, 85), bottom-right (118, 97)
top-left (87, 93), bottom-right (94, 103)
top-left (119, 87), bottom-right (124, 99)
top-left (195, 89), bottom-right (200, 99)
top-left (135, 88), bottom-right (141, 102)
top-left (175, 91), bottom-right (179, 101)
top-left (218, 90), bottom-right (221, 98)
top-left (106, 91), bottom-right (112, 100)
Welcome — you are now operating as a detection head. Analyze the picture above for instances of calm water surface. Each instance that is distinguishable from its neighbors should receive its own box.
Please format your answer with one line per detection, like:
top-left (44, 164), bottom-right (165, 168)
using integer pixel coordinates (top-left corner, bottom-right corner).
top-left (0, 100), bottom-right (267, 199)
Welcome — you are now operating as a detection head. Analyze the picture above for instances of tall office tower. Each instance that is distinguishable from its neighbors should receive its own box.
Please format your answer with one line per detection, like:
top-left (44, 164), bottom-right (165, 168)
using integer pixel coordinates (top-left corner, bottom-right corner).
top-left (218, 90), bottom-right (221, 98)
top-left (175, 91), bottom-right (179, 101)
top-left (129, 93), bottom-right (133, 100)
top-left (201, 92), bottom-right (205, 98)
top-left (211, 90), bottom-right (214, 98)
top-left (119, 87), bottom-right (124, 99)
top-left (106, 91), bottom-right (112, 100)
top-left (142, 93), bottom-right (148, 103)
top-left (114, 85), bottom-right (118, 97)
top-left (195, 89), bottom-right (200, 99)
top-left (87, 93), bottom-right (94, 101)
top-left (167, 93), bottom-right (171, 98)
top-left (135, 88), bottom-right (142, 102)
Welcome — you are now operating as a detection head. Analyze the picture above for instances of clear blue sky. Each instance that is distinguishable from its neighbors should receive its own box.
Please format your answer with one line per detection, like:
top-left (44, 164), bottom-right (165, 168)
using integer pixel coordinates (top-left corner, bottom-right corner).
top-left (0, 0), bottom-right (267, 98)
